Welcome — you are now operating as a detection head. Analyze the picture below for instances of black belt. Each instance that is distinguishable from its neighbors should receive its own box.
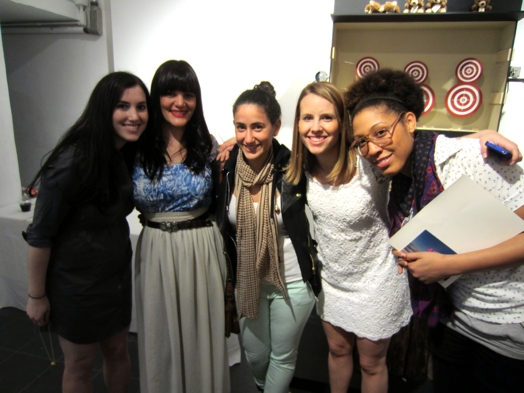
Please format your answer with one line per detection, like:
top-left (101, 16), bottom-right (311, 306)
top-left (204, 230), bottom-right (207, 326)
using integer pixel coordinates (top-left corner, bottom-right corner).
top-left (139, 213), bottom-right (212, 232)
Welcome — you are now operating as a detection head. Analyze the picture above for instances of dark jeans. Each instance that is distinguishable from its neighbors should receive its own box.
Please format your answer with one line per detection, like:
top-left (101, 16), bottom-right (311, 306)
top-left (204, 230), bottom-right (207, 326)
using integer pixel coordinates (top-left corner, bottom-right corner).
top-left (429, 323), bottom-right (524, 393)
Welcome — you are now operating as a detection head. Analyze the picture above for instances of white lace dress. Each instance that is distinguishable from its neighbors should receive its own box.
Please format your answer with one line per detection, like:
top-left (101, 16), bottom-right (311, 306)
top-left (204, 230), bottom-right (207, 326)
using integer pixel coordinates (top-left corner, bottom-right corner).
top-left (308, 157), bottom-right (412, 341)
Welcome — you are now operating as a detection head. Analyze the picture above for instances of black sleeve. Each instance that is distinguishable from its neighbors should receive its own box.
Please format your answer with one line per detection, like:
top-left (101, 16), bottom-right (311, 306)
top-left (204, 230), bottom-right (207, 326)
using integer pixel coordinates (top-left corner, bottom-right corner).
top-left (24, 149), bottom-right (76, 248)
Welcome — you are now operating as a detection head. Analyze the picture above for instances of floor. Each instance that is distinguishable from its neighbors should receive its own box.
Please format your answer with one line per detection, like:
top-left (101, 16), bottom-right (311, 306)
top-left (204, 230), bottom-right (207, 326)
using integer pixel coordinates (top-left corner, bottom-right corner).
top-left (0, 307), bottom-right (433, 393)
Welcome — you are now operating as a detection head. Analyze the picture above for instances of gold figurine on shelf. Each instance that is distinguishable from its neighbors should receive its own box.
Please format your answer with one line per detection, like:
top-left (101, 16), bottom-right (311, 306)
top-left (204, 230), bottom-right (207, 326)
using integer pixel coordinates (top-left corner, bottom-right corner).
top-left (364, 0), bottom-right (401, 13)
top-left (381, 1), bottom-right (401, 13)
top-left (471, 0), bottom-right (492, 12)
top-left (404, 0), bottom-right (425, 13)
top-left (365, 0), bottom-right (382, 13)
top-left (426, 0), bottom-right (447, 13)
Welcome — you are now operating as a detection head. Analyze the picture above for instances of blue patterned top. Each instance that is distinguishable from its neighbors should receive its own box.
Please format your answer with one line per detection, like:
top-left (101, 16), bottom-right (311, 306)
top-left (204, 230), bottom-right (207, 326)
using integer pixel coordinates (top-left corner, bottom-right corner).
top-left (132, 139), bottom-right (218, 213)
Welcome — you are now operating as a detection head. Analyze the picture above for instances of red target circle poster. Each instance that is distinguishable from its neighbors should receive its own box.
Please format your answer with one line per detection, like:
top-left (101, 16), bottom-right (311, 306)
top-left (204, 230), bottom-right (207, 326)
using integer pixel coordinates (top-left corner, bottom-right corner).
top-left (420, 84), bottom-right (435, 116)
top-left (445, 83), bottom-right (482, 118)
top-left (405, 61), bottom-right (429, 84)
top-left (355, 57), bottom-right (379, 78)
top-left (456, 58), bottom-right (483, 83)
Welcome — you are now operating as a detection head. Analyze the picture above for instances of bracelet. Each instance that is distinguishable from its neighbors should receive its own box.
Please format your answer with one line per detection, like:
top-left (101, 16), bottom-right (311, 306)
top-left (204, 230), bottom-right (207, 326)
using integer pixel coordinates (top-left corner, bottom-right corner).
top-left (28, 293), bottom-right (46, 299)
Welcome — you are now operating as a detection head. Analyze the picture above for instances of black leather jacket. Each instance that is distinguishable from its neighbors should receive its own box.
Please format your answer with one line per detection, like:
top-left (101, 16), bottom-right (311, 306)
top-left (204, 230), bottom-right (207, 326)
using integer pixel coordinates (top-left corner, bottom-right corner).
top-left (216, 140), bottom-right (321, 295)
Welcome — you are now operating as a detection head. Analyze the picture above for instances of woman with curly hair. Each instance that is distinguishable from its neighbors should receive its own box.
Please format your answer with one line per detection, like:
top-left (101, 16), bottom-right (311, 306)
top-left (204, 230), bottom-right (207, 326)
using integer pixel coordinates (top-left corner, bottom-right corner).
top-left (284, 77), bottom-right (521, 392)
top-left (346, 68), bottom-right (524, 393)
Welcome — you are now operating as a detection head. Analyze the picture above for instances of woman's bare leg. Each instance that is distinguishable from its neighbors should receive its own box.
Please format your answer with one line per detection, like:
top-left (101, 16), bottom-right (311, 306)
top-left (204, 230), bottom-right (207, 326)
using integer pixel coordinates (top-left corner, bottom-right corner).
top-left (322, 320), bottom-right (356, 393)
top-left (99, 326), bottom-right (131, 393)
top-left (58, 336), bottom-right (97, 393)
top-left (356, 336), bottom-right (391, 393)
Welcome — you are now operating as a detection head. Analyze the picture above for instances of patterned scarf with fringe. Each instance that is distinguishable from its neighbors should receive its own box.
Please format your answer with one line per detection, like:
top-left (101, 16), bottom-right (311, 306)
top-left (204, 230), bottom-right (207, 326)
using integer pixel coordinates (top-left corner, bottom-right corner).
top-left (235, 146), bottom-right (284, 319)
top-left (388, 131), bottom-right (454, 327)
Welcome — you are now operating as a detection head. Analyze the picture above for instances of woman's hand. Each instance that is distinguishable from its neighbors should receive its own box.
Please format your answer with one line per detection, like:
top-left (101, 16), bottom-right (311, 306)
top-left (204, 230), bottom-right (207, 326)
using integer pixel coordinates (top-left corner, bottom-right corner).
top-left (465, 130), bottom-right (522, 166)
top-left (393, 250), bottom-right (452, 284)
top-left (26, 296), bottom-right (51, 326)
top-left (216, 149), bottom-right (231, 163)
top-left (217, 137), bottom-right (236, 162)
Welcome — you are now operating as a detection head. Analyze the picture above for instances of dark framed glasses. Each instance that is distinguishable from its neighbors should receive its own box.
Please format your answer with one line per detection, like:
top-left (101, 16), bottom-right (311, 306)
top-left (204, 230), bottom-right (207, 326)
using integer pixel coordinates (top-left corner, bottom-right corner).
top-left (351, 112), bottom-right (406, 156)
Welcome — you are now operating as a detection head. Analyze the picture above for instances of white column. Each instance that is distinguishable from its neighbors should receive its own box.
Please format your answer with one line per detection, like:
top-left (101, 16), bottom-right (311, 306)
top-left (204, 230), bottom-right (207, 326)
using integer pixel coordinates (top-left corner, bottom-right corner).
top-left (0, 25), bottom-right (22, 207)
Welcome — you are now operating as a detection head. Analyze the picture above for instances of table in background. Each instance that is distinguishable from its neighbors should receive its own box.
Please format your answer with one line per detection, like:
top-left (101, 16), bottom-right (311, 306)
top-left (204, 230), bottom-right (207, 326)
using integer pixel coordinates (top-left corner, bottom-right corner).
top-left (0, 204), bottom-right (240, 365)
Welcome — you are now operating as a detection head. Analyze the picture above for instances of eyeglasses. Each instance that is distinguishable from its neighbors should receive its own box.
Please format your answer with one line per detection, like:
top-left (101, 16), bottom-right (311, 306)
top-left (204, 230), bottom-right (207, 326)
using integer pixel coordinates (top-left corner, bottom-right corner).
top-left (350, 112), bottom-right (406, 156)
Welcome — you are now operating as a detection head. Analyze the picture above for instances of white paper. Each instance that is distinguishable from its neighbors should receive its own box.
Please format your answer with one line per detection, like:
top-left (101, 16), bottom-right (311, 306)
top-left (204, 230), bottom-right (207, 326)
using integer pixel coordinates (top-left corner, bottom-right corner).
top-left (389, 175), bottom-right (524, 287)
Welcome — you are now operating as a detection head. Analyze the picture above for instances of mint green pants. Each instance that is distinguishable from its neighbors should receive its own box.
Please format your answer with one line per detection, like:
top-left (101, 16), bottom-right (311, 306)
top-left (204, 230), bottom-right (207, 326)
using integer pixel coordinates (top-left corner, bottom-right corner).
top-left (239, 280), bottom-right (315, 393)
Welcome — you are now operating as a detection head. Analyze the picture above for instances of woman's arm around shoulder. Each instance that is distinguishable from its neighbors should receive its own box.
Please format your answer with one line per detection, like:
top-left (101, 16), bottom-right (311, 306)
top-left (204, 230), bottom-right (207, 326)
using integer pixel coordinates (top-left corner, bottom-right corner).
top-left (462, 129), bottom-right (522, 166)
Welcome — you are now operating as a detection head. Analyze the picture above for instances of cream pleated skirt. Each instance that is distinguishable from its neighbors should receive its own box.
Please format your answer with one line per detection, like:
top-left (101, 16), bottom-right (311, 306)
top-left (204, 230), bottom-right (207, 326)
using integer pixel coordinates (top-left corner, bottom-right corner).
top-left (135, 208), bottom-right (230, 393)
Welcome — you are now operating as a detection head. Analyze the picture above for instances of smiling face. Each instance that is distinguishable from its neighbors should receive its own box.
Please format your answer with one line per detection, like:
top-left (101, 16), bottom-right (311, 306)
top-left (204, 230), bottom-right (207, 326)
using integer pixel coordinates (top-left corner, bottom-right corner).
top-left (234, 104), bottom-right (280, 171)
top-left (298, 93), bottom-right (340, 161)
top-left (351, 106), bottom-right (417, 177)
top-left (112, 85), bottom-right (148, 149)
top-left (160, 90), bottom-right (197, 131)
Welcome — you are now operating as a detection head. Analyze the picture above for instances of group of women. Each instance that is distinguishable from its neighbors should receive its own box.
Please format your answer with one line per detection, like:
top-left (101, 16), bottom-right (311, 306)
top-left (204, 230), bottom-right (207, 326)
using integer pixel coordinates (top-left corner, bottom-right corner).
top-left (24, 58), bottom-right (523, 393)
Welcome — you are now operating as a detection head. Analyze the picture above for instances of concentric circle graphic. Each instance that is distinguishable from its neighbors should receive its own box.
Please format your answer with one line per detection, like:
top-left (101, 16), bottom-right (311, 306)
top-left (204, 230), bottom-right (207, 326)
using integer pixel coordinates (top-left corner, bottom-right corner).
top-left (420, 84), bottom-right (435, 116)
top-left (445, 83), bottom-right (482, 118)
top-left (456, 58), bottom-right (483, 83)
top-left (404, 61), bottom-right (429, 84)
top-left (355, 57), bottom-right (380, 78)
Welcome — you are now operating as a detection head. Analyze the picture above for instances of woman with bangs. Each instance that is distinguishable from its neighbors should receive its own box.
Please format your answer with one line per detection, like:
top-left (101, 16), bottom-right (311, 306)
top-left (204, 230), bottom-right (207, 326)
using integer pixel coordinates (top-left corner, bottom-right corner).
top-left (132, 60), bottom-right (229, 393)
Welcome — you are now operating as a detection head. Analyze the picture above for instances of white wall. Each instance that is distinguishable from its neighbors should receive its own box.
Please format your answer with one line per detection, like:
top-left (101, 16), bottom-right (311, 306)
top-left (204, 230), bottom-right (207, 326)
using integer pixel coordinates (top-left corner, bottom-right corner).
top-left (0, 25), bottom-right (22, 207)
top-left (3, 0), bottom-right (523, 186)
top-left (2, 0), bottom-right (112, 186)
top-left (499, 11), bottom-right (524, 169)
top-left (110, 0), bottom-right (335, 147)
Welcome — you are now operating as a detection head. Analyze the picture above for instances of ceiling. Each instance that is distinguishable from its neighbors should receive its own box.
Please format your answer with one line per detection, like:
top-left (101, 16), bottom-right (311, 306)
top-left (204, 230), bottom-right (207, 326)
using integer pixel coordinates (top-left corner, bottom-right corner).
top-left (0, 0), bottom-right (82, 24)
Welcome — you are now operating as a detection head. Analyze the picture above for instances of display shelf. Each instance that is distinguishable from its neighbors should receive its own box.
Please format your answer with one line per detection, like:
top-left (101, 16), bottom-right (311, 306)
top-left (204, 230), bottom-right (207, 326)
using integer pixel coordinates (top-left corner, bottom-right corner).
top-left (330, 16), bottom-right (519, 131)
top-left (332, 12), bottom-right (524, 24)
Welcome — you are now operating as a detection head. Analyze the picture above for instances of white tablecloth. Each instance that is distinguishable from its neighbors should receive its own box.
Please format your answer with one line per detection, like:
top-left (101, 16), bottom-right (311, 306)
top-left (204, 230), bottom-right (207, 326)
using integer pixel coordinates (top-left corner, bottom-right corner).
top-left (0, 202), bottom-right (34, 311)
top-left (0, 203), bottom-right (240, 365)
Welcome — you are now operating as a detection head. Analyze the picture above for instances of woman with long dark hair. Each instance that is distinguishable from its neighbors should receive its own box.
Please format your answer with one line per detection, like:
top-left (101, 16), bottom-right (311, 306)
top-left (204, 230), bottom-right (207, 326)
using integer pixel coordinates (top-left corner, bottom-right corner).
top-left (25, 71), bottom-right (150, 393)
top-left (132, 60), bottom-right (230, 393)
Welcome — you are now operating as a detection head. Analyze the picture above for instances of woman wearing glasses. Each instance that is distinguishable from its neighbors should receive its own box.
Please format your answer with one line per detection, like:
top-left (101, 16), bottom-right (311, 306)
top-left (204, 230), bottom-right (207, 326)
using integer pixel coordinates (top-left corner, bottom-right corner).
top-left (345, 68), bottom-right (524, 393)
top-left (285, 80), bottom-right (521, 393)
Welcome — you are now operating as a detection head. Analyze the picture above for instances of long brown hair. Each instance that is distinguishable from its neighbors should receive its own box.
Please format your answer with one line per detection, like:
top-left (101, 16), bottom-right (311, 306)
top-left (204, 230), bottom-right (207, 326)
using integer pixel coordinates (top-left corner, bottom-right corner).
top-left (286, 82), bottom-right (356, 185)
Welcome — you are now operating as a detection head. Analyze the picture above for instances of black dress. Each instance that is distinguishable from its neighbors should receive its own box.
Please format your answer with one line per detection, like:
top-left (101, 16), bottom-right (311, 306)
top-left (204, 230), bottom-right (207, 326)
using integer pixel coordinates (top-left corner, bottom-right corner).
top-left (25, 147), bottom-right (133, 344)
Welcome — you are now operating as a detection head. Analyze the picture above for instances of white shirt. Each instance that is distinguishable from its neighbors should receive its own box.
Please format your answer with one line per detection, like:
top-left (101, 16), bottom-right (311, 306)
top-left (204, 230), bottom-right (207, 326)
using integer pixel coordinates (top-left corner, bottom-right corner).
top-left (228, 194), bottom-right (302, 283)
top-left (434, 136), bottom-right (524, 323)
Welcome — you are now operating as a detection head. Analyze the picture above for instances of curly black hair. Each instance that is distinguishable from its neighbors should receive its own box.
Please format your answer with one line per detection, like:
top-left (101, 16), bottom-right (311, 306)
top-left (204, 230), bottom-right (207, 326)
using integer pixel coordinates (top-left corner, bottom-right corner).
top-left (345, 68), bottom-right (425, 120)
